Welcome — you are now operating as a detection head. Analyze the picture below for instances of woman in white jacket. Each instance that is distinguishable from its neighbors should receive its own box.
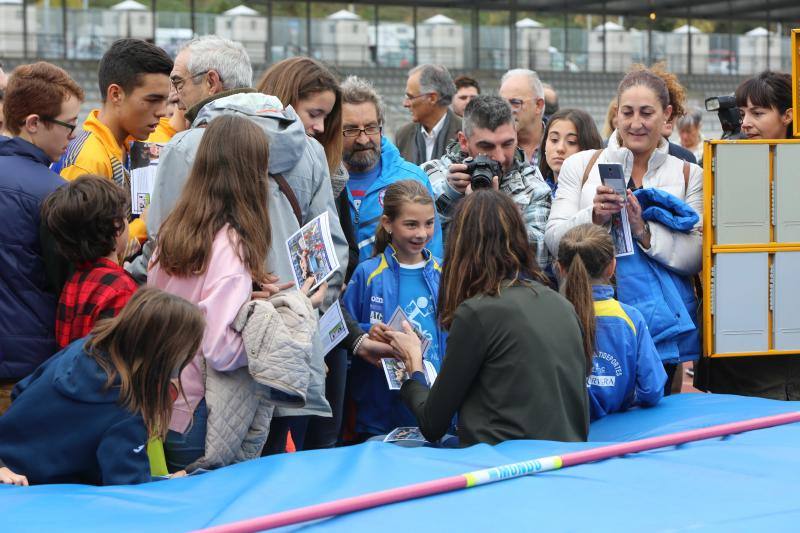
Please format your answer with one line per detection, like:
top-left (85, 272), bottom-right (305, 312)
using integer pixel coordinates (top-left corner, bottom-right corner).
top-left (545, 67), bottom-right (703, 391)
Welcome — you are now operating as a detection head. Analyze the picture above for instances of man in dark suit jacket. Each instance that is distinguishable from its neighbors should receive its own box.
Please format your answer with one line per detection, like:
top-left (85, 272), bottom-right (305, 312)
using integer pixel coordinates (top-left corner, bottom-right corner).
top-left (395, 64), bottom-right (462, 165)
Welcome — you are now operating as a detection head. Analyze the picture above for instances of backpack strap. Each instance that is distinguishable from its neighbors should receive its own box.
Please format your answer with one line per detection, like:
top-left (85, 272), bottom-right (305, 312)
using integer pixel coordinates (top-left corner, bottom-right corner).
top-left (682, 161), bottom-right (690, 197)
top-left (581, 149), bottom-right (604, 188)
top-left (271, 173), bottom-right (303, 226)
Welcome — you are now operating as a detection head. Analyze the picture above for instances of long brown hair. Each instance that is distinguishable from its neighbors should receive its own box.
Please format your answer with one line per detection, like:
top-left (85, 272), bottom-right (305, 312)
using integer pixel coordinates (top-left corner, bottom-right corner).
top-left (85, 288), bottom-right (204, 439)
top-left (374, 180), bottom-right (434, 257)
top-left (257, 57), bottom-right (342, 176)
top-left (438, 190), bottom-right (548, 330)
top-left (153, 115), bottom-right (271, 280)
top-left (556, 224), bottom-right (615, 369)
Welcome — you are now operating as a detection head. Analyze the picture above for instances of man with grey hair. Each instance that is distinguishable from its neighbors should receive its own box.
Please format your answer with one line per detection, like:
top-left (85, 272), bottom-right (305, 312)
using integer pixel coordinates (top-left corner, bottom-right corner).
top-left (499, 68), bottom-right (545, 167)
top-left (422, 95), bottom-right (552, 274)
top-left (338, 75), bottom-right (442, 264)
top-left (130, 41), bottom-right (349, 451)
top-left (395, 64), bottom-right (461, 165)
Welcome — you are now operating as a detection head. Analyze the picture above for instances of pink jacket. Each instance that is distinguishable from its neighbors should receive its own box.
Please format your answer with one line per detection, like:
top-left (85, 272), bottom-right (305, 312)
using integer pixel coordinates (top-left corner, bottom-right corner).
top-left (148, 225), bottom-right (252, 433)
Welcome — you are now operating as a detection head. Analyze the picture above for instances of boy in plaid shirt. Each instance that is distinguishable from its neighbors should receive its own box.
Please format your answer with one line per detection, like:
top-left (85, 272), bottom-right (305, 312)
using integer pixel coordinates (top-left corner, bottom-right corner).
top-left (41, 175), bottom-right (137, 348)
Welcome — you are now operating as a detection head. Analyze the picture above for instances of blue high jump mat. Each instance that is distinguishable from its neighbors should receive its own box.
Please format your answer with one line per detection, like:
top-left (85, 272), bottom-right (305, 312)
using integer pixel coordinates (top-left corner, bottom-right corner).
top-left (2, 393), bottom-right (800, 532)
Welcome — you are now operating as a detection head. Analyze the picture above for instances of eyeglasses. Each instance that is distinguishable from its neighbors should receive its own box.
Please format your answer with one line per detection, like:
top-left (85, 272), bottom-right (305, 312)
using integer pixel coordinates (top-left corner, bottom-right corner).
top-left (404, 92), bottom-right (434, 102)
top-left (342, 125), bottom-right (382, 137)
top-left (43, 117), bottom-right (77, 135)
top-left (170, 70), bottom-right (209, 91)
top-left (507, 98), bottom-right (528, 109)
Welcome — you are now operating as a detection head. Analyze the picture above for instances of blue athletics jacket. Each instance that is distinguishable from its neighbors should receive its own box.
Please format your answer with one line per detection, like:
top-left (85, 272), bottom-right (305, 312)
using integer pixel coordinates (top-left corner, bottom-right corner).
top-left (616, 188), bottom-right (701, 364)
top-left (346, 137), bottom-right (443, 264)
top-left (0, 136), bottom-right (64, 380)
top-left (0, 338), bottom-right (151, 485)
top-left (343, 246), bottom-right (446, 436)
top-left (589, 285), bottom-right (667, 421)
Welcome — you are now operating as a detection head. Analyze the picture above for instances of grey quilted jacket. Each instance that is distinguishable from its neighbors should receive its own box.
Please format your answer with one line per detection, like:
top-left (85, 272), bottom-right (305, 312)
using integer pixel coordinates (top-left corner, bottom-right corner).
top-left (185, 290), bottom-right (322, 472)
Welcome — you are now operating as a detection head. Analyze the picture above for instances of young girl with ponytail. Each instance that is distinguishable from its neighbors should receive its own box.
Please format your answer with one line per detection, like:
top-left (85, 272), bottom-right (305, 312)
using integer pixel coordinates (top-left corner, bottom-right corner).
top-left (557, 224), bottom-right (666, 421)
top-left (343, 180), bottom-right (446, 439)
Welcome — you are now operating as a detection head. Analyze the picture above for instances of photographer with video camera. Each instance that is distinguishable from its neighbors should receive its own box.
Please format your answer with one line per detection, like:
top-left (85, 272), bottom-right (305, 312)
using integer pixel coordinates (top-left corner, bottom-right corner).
top-left (422, 95), bottom-right (552, 272)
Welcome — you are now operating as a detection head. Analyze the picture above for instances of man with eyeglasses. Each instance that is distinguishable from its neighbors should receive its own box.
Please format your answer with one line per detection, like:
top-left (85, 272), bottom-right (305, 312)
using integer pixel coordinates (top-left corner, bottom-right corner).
top-left (0, 62), bottom-right (84, 413)
top-left (339, 76), bottom-right (442, 267)
top-left (498, 69), bottom-right (546, 167)
top-left (395, 64), bottom-right (462, 166)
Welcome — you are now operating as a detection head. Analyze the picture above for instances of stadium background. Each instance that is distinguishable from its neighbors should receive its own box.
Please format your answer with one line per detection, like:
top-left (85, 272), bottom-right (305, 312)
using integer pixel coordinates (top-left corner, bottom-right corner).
top-left (2, 0), bottom-right (798, 140)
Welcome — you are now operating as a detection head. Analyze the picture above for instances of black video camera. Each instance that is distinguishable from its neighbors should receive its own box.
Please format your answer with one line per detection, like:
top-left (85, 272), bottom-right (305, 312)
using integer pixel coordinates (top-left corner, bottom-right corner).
top-left (463, 154), bottom-right (502, 190)
top-left (705, 95), bottom-right (743, 139)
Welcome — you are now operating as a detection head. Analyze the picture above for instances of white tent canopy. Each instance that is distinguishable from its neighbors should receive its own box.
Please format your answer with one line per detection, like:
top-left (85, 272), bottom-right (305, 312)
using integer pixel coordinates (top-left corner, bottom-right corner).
top-left (422, 14), bottom-right (456, 25)
top-left (327, 9), bottom-right (361, 21)
top-left (673, 24), bottom-right (704, 34)
top-left (516, 17), bottom-right (543, 28)
top-left (223, 5), bottom-right (259, 16)
top-left (110, 0), bottom-right (147, 11)
top-left (593, 21), bottom-right (625, 32)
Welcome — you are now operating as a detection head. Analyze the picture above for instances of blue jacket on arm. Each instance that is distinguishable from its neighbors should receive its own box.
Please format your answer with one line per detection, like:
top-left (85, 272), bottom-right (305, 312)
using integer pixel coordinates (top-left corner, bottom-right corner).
top-left (616, 188), bottom-right (701, 364)
top-left (343, 246), bottom-right (446, 436)
top-left (0, 137), bottom-right (64, 380)
top-left (589, 285), bottom-right (667, 421)
top-left (0, 338), bottom-right (151, 485)
top-left (346, 137), bottom-right (443, 264)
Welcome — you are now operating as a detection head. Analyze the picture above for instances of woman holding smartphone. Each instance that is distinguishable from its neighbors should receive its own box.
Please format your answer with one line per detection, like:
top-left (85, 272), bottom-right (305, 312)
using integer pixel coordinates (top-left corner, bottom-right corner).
top-left (544, 66), bottom-right (703, 393)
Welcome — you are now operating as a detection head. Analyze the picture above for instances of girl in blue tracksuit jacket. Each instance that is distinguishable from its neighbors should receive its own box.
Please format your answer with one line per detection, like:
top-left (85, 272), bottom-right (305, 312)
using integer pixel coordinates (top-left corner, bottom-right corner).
top-left (557, 224), bottom-right (666, 422)
top-left (344, 180), bottom-right (447, 438)
top-left (0, 289), bottom-right (204, 486)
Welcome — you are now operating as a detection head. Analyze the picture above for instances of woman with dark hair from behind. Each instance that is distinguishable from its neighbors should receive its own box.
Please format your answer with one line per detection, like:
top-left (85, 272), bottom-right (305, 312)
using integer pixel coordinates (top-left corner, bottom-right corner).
top-left (387, 190), bottom-right (589, 446)
top-left (539, 108), bottom-right (603, 195)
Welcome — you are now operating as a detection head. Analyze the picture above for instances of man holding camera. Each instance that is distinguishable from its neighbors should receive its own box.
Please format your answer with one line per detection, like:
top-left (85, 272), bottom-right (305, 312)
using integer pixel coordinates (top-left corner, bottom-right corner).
top-left (422, 95), bottom-right (552, 271)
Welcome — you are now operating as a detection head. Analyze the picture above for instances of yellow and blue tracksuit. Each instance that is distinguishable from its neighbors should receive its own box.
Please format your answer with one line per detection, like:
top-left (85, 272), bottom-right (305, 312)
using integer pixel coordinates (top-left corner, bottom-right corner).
top-left (58, 110), bottom-right (149, 241)
top-left (343, 245), bottom-right (446, 436)
top-left (589, 284), bottom-right (667, 421)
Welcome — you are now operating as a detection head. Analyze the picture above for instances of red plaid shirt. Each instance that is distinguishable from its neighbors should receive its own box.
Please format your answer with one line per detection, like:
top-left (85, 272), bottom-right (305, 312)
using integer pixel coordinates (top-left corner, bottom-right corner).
top-left (55, 257), bottom-right (138, 348)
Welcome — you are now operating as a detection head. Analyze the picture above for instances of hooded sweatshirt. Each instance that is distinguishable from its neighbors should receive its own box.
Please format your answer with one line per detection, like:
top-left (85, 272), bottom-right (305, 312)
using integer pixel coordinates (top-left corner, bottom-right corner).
top-left (0, 338), bottom-right (150, 485)
top-left (131, 91), bottom-right (340, 418)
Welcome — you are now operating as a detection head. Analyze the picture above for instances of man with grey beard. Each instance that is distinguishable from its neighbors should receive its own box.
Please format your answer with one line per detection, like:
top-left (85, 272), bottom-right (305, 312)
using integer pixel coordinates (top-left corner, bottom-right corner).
top-left (338, 76), bottom-right (442, 265)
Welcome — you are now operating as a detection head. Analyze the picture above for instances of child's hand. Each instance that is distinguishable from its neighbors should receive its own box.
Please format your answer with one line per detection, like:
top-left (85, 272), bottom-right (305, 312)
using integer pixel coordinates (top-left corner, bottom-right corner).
top-left (356, 336), bottom-right (394, 368)
top-left (369, 323), bottom-right (392, 344)
top-left (300, 278), bottom-right (327, 309)
top-left (0, 466), bottom-right (28, 486)
top-left (252, 273), bottom-right (294, 300)
top-left (168, 470), bottom-right (187, 479)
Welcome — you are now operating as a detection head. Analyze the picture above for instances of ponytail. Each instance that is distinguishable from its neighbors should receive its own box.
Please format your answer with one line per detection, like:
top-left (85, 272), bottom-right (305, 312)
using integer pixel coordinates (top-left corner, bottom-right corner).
top-left (374, 224), bottom-right (391, 256)
top-left (557, 224), bottom-right (616, 374)
top-left (372, 180), bottom-right (434, 257)
top-left (561, 254), bottom-right (596, 373)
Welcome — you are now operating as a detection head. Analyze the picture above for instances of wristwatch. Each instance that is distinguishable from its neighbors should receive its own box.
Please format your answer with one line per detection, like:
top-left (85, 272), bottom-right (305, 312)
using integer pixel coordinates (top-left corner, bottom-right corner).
top-left (634, 221), bottom-right (651, 242)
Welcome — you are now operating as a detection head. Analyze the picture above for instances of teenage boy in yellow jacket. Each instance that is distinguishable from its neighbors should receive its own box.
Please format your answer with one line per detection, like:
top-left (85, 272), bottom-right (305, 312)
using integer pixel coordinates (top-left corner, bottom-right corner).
top-left (60, 38), bottom-right (172, 241)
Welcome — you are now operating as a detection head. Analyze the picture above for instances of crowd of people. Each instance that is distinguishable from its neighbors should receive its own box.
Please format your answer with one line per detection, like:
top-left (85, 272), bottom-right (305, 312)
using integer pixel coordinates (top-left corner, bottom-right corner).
top-left (0, 35), bottom-right (795, 487)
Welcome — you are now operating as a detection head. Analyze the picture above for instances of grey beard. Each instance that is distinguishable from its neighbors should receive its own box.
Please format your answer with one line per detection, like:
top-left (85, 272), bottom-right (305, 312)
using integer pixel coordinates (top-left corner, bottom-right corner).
top-left (344, 147), bottom-right (380, 172)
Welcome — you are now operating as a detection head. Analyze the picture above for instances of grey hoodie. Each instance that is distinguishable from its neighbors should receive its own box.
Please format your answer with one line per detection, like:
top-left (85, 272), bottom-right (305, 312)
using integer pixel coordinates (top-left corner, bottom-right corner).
top-left (135, 91), bottom-right (347, 418)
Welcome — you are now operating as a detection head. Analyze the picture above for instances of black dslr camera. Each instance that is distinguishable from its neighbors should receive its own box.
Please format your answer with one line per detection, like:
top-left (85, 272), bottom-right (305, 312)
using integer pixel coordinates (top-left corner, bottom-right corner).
top-left (463, 154), bottom-right (502, 190)
top-left (705, 95), bottom-right (743, 139)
